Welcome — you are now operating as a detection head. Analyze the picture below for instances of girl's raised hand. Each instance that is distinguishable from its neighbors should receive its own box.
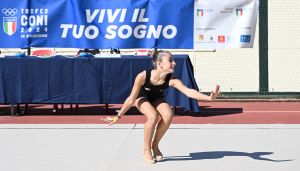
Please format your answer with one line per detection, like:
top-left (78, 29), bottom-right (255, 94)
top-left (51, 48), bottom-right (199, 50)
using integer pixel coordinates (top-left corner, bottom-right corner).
top-left (210, 84), bottom-right (220, 100)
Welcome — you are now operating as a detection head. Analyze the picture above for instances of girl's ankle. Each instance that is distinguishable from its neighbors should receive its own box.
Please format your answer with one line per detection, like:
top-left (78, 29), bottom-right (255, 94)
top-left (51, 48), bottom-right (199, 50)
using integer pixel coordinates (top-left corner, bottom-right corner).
top-left (152, 142), bottom-right (159, 148)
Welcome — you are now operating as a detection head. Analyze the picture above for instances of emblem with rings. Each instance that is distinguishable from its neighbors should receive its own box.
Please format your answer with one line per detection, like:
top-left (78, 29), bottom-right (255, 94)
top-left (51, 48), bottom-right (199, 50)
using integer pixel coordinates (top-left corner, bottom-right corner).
top-left (2, 8), bottom-right (18, 16)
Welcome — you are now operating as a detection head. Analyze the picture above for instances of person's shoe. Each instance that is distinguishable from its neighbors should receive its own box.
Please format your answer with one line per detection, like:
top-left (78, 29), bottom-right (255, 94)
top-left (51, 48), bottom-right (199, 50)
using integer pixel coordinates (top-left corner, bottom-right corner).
top-left (154, 154), bottom-right (163, 161)
top-left (144, 158), bottom-right (156, 164)
top-left (152, 147), bottom-right (164, 161)
top-left (144, 148), bottom-right (156, 164)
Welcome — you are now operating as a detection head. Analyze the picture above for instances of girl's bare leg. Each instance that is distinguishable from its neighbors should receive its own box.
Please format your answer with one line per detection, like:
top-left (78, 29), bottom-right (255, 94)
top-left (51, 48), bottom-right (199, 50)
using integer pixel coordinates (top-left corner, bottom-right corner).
top-left (135, 98), bottom-right (160, 162)
top-left (151, 98), bottom-right (174, 160)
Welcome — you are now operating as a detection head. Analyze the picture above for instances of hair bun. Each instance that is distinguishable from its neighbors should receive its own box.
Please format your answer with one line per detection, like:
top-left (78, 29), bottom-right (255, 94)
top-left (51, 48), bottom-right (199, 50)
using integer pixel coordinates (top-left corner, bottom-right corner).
top-left (147, 49), bottom-right (156, 57)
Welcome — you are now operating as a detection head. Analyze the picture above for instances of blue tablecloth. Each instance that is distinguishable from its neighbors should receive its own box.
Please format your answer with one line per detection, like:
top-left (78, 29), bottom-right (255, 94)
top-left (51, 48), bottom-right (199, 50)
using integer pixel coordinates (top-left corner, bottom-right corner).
top-left (0, 55), bottom-right (199, 111)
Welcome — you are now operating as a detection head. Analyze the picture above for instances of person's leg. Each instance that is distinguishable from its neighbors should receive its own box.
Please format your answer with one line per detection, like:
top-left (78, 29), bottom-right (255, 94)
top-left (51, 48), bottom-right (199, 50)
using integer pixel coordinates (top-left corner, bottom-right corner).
top-left (135, 98), bottom-right (160, 163)
top-left (151, 98), bottom-right (174, 160)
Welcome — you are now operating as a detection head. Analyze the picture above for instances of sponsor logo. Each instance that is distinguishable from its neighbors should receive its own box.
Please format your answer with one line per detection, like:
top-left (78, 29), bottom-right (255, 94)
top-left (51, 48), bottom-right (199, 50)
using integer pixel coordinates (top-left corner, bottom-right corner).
top-left (236, 8), bottom-right (243, 16)
top-left (2, 8), bottom-right (49, 38)
top-left (2, 8), bottom-right (17, 36)
top-left (197, 9), bottom-right (204, 17)
top-left (199, 34), bottom-right (204, 41)
top-left (220, 7), bottom-right (234, 14)
top-left (240, 35), bottom-right (251, 43)
top-left (196, 8), bottom-right (213, 17)
top-left (218, 35), bottom-right (225, 43)
top-left (195, 34), bottom-right (217, 44)
top-left (210, 36), bottom-right (214, 42)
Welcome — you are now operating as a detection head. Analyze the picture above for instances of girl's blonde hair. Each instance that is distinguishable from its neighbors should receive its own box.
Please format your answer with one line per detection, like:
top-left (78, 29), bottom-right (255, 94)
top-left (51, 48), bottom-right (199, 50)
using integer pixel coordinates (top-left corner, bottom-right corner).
top-left (148, 49), bottom-right (172, 69)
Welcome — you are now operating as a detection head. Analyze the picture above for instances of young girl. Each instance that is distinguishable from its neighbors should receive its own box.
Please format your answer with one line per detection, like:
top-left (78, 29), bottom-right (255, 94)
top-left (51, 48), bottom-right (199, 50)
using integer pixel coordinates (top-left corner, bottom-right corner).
top-left (102, 50), bottom-right (220, 164)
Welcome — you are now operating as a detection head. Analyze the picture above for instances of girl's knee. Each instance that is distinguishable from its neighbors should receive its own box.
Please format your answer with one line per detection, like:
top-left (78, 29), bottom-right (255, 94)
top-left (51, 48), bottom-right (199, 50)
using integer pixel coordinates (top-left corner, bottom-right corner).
top-left (156, 115), bottom-right (162, 122)
top-left (162, 113), bottom-right (173, 124)
top-left (146, 113), bottom-right (158, 124)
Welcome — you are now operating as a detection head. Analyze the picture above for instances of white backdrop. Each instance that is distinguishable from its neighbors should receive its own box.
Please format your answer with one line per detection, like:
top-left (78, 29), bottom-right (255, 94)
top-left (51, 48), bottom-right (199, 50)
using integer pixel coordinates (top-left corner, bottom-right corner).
top-left (194, 0), bottom-right (259, 49)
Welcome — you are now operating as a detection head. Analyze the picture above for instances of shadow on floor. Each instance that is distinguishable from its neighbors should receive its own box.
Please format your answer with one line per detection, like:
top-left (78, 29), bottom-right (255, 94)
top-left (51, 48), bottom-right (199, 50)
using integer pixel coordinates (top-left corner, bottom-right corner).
top-left (175, 106), bottom-right (243, 117)
top-left (164, 151), bottom-right (294, 162)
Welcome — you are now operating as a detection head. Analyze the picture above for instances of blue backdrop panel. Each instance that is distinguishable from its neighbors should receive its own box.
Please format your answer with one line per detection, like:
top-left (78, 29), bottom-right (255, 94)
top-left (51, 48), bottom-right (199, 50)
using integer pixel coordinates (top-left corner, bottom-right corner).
top-left (0, 0), bottom-right (193, 49)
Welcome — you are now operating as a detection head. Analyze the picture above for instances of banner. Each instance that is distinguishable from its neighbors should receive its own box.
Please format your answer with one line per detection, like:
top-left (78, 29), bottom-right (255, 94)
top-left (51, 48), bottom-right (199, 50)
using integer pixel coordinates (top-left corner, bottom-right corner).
top-left (0, 0), bottom-right (258, 49)
top-left (194, 0), bottom-right (259, 49)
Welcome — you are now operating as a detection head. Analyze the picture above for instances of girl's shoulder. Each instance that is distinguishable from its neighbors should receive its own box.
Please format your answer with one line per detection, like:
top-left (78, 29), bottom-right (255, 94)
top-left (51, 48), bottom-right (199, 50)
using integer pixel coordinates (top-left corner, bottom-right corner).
top-left (135, 70), bottom-right (147, 84)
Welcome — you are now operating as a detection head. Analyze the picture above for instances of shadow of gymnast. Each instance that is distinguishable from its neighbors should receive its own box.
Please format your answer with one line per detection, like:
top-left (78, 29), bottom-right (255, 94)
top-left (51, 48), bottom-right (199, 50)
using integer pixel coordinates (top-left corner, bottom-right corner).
top-left (164, 151), bottom-right (293, 162)
top-left (175, 106), bottom-right (244, 117)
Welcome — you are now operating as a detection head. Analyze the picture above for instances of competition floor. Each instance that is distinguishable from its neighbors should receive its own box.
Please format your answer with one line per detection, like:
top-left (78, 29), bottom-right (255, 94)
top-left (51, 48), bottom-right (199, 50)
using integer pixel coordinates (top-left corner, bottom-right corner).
top-left (0, 102), bottom-right (300, 171)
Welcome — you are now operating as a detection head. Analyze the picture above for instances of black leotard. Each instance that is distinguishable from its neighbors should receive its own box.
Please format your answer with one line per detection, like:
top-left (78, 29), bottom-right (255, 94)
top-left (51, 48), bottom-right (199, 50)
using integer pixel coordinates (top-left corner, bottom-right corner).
top-left (137, 69), bottom-right (172, 103)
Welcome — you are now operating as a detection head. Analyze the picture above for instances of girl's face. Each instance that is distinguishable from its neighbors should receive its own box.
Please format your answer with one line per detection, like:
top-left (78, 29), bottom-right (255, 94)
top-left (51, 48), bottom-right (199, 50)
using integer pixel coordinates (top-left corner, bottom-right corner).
top-left (158, 53), bottom-right (176, 73)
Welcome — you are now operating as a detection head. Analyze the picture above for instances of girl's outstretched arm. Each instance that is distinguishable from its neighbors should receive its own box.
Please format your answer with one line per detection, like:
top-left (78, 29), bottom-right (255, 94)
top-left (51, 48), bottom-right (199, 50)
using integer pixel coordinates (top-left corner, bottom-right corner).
top-left (170, 79), bottom-right (220, 101)
top-left (102, 71), bottom-right (145, 125)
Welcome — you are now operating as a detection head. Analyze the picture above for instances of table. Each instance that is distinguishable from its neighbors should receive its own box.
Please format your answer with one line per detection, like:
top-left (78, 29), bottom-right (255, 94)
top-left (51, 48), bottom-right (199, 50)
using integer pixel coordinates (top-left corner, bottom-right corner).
top-left (0, 55), bottom-right (200, 114)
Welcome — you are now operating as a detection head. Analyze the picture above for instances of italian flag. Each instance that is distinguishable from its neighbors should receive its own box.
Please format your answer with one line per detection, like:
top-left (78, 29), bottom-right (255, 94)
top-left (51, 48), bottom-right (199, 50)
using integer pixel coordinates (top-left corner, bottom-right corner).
top-left (4, 19), bottom-right (16, 36)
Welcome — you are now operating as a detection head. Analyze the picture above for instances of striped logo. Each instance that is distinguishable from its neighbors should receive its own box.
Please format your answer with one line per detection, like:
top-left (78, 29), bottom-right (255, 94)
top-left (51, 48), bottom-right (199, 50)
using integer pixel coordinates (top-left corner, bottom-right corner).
top-left (3, 17), bottom-right (17, 36)
top-left (197, 9), bottom-right (204, 17)
top-left (2, 8), bottom-right (18, 36)
top-left (236, 8), bottom-right (243, 16)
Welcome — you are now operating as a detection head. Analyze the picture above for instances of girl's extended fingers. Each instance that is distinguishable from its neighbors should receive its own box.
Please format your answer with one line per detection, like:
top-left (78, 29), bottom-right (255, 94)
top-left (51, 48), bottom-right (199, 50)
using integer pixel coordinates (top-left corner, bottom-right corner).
top-left (215, 85), bottom-right (220, 92)
top-left (108, 118), bottom-right (118, 126)
top-left (101, 116), bottom-right (113, 122)
top-left (215, 85), bottom-right (220, 94)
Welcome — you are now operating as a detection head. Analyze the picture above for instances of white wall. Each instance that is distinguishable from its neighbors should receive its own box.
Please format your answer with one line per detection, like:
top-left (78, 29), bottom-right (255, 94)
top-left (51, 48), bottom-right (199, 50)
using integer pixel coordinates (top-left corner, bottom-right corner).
top-left (268, 0), bottom-right (300, 92)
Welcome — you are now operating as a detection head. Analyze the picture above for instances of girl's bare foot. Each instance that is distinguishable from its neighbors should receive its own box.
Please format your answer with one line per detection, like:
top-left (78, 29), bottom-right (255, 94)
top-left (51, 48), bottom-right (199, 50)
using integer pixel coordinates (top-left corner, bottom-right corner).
top-left (144, 148), bottom-right (156, 164)
top-left (152, 145), bottom-right (163, 161)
